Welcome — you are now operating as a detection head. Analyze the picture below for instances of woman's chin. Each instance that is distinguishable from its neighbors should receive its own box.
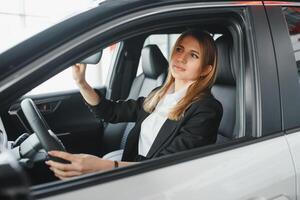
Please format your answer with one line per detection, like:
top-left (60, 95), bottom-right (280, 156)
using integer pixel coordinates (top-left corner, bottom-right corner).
top-left (171, 72), bottom-right (185, 80)
top-left (171, 71), bottom-right (183, 79)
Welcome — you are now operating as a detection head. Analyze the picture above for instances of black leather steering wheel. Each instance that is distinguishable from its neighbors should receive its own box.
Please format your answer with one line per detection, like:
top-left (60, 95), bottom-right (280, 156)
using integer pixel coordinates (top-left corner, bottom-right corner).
top-left (20, 98), bottom-right (68, 163)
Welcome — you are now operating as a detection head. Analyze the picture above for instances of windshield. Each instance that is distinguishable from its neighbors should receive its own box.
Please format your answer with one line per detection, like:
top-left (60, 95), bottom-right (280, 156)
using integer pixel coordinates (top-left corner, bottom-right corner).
top-left (0, 0), bottom-right (105, 54)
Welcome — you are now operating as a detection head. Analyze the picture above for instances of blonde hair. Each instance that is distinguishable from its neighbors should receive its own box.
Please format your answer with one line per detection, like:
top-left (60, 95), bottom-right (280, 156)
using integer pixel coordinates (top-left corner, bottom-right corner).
top-left (143, 30), bottom-right (218, 121)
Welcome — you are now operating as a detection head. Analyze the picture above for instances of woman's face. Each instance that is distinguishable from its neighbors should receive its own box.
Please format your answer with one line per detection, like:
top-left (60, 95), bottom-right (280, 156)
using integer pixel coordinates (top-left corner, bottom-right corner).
top-left (170, 35), bottom-right (210, 83)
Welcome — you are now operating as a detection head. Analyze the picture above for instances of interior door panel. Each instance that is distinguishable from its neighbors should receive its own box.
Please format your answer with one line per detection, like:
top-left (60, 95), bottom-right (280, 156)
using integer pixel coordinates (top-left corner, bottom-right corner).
top-left (7, 88), bottom-right (107, 156)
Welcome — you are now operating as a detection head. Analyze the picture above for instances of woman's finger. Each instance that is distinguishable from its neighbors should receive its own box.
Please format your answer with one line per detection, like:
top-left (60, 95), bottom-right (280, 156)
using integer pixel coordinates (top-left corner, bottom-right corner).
top-left (45, 160), bottom-right (74, 171)
top-left (48, 151), bottom-right (76, 162)
top-left (53, 173), bottom-right (68, 181)
top-left (72, 64), bottom-right (81, 71)
top-left (51, 167), bottom-right (82, 178)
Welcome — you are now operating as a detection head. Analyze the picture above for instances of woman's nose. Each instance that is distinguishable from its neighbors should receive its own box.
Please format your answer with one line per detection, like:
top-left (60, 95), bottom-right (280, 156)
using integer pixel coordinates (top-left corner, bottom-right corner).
top-left (177, 53), bottom-right (187, 64)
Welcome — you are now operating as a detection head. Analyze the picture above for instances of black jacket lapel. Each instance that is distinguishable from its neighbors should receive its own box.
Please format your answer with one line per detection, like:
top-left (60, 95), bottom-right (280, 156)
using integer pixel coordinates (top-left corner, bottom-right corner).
top-left (146, 119), bottom-right (178, 158)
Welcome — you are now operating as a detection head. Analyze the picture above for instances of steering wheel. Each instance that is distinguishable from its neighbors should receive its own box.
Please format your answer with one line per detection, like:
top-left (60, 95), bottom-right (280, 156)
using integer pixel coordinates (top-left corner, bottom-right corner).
top-left (20, 98), bottom-right (68, 163)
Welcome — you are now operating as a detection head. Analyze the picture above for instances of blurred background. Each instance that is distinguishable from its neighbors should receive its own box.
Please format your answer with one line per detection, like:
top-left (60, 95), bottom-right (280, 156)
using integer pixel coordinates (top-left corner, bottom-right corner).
top-left (0, 0), bottom-right (113, 95)
top-left (0, 0), bottom-right (103, 53)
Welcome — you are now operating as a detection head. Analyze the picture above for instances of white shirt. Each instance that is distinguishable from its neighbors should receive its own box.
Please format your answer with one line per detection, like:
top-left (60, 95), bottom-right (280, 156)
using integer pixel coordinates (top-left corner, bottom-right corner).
top-left (138, 85), bottom-right (188, 157)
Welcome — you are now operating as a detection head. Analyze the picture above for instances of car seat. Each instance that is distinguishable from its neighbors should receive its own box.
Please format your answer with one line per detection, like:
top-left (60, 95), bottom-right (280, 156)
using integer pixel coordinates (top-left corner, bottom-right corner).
top-left (212, 34), bottom-right (237, 143)
top-left (102, 44), bottom-right (169, 159)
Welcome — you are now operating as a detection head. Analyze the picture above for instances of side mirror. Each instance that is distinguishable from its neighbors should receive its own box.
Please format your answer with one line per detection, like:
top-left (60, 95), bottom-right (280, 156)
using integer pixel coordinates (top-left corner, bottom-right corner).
top-left (80, 50), bottom-right (103, 64)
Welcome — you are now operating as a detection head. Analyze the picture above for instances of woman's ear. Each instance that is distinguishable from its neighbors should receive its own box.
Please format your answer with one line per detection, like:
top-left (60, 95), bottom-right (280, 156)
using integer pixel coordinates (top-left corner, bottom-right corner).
top-left (200, 65), bottom-right (213, 77)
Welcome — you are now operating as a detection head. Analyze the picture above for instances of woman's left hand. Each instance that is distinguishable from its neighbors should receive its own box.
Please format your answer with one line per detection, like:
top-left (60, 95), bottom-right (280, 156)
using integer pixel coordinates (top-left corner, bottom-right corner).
top-left (45, 151), bottom-right (114, 180)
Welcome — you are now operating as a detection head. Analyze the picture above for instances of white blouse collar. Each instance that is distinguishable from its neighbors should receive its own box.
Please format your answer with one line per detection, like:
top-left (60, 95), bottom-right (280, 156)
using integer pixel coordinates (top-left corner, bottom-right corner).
top-left (165, 84), bottom-right (189, 103)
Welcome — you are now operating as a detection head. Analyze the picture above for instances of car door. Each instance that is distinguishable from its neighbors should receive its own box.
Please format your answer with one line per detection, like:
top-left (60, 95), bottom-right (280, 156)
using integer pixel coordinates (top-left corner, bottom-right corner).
top-left (264, 2), bottom-right (300, 199)
top-left (27, 1), bottom-right (295, 200)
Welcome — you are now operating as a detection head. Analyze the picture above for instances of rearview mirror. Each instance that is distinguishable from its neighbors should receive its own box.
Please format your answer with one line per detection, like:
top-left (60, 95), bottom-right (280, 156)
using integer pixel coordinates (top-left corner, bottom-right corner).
top-left (80, 50), bottom-right (103, 64)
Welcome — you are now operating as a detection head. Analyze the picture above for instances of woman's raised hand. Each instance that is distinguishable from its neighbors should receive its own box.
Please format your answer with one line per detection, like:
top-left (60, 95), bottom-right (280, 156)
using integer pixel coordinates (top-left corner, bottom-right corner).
top-left (72, 63), bottom-right (87, 86)
top-left (71, 63), bottom-right (101, 106)
top-left (45, 151), bottom-right (114, 180)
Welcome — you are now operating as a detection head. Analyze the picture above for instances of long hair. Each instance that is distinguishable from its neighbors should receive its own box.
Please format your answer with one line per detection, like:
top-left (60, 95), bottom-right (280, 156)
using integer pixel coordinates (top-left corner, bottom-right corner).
top-left (143, 30), bottom-right (218, 121)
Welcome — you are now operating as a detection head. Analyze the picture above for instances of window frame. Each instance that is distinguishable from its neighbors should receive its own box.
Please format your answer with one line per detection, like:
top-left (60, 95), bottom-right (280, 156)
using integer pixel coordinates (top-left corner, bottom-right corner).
top-left (24, 3), bottom-right (269, 198)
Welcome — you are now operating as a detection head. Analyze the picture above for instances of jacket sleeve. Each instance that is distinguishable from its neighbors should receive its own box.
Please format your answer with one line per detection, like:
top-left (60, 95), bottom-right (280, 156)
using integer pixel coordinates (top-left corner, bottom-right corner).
top-left (86, 90), bottom-right (145, 123)
top-left (157, 99), bottom-right (223, 157)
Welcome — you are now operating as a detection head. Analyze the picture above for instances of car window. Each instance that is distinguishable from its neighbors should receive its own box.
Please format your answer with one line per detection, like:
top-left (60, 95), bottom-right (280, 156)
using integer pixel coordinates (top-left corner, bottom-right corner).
top-left (282, 7), bottom-right (300, 78)
top-left (26, 43), bottom-right (118, 95)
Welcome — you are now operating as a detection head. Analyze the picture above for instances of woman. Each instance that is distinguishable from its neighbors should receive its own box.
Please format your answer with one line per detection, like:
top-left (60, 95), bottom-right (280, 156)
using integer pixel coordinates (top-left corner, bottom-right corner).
top-left (46, 30), bottom-right (223, 180)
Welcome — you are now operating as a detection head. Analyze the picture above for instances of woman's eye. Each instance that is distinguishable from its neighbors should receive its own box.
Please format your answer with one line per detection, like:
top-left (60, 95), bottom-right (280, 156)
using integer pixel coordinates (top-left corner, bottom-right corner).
top-left (176, 47), bottom-right (183, 52)
top-left (191, 53), bottom-right (199, 59)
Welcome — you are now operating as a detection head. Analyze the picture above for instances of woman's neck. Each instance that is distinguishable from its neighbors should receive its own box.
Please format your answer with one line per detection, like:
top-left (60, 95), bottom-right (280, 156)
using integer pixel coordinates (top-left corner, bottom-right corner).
top-left (174, 80), bottom-right (194, 92)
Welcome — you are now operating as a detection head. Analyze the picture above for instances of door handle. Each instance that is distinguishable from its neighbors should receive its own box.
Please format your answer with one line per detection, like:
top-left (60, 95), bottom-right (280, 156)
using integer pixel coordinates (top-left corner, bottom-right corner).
top-left (36, 101), bottom-right (61, 113)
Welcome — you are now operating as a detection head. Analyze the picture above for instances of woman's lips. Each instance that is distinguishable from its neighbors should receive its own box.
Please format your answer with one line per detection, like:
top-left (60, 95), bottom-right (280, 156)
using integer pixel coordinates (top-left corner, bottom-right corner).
top-left (173, 65), bottom-right (185, 71)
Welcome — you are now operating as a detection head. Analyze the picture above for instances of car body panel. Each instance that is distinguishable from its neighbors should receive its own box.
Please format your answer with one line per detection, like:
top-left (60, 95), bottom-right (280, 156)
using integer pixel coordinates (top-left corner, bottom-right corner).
top-left (285, 133), bottom-right (300, 198)
top-left (40, 136), bottom-right (295, 200)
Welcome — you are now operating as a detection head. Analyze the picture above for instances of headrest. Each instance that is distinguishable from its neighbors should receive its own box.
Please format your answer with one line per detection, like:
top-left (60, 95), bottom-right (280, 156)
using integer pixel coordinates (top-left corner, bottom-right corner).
top-left (141, 45), bottom-right (168, 79)
top-left (215, 35), bottom-right (235, 85)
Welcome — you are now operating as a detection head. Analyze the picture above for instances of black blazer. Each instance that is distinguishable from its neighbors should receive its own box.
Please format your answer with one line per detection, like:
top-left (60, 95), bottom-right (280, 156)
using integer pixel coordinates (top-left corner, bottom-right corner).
top-left (88, 90), bottom-right (223, 162)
